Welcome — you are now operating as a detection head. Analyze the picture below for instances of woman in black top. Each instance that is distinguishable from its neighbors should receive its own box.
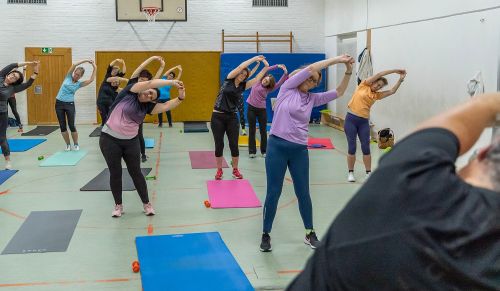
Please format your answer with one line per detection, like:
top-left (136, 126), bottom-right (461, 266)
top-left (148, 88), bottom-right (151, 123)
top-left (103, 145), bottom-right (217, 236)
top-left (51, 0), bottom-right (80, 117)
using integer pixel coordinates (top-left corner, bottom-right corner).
top-left (0, 61), bottom-right (39, 169)
top-left (211, 55), bottom-right (266, 180)
top-left (97, 59), bottom-right (126, 126)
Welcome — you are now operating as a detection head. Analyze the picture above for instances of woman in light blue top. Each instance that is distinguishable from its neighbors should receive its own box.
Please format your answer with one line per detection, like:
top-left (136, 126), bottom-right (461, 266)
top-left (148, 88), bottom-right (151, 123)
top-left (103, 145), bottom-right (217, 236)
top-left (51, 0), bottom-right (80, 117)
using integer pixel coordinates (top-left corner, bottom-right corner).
top-left (55, 59), bottom-right (96, 151)
top-left (158, 65), bottom-right (182, 127)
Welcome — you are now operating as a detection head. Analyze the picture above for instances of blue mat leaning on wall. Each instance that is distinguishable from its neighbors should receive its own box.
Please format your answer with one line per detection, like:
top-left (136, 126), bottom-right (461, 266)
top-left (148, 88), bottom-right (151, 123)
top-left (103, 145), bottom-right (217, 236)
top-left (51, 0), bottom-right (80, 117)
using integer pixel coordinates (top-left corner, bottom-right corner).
top-left (220, 53), bottom-right (327, 124)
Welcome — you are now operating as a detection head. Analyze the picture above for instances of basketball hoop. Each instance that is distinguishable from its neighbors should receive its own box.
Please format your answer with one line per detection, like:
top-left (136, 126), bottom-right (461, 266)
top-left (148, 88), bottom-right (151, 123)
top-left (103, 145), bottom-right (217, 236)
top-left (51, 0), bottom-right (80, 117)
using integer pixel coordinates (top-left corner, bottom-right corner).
top-left (142, 6), bottom-right (160, 22)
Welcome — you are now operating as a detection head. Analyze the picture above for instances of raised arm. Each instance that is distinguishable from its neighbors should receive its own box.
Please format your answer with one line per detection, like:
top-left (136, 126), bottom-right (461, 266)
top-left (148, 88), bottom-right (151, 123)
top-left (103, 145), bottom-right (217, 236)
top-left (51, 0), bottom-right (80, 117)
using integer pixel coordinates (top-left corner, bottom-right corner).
top-left (365, 69), bottom-right (404, 85)
top-left (335, 59), bottom-right (355, 97)
top-left (130, 56), bottom-right (162, 79)
top-left (106, 77), bottom-right (129, 83)
top-left (245, 59), bottom-right (270, 89)
top-left (150, 82), bottom-right (186, 114)
top-left (130, 78), bottom-right (181, 93)
top-left (283, 54), bottom-right (353, 89)
top-left (248, 61), bottom-right (260, 78)
top-left (377, 71), bottom-right (406, 99)
top-left (67, 60), bottom-right (87, 76)
top-left (109, 59), bottom-right (120, 67)
top-left (162, 65), bottom-right (183, 80)
top-left (416, 93), bottom-right (500, 155)
top-left (0, 63), bottom-right (22, 77)
top-left (80, 61), bottom-right (97, 87)
top-left (13, 61), bottom-right (40, 93)
top-left (271, 64), bottom-right (289, 91)
top-left (227, 55), bottom-right (265, 79)
top-left (120, 59), bottom-right (126, 74)
top-left (154, 57), bottom-right (166, 79)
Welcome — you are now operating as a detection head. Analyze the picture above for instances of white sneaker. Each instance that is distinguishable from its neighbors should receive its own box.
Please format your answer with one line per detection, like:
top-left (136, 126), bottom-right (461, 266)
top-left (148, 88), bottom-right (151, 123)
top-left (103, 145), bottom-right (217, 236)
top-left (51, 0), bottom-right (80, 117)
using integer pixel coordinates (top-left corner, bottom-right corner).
top-left (347, 172), bottom-right (356, 183)
top-left (143, 202), bottom-right (156, 216)
top-left (111, 204), bottom-right (123, 217)
top-left (65, 144), bottom-right (71, 151)
top-left (5, 161), bottom-right (12, 170)
top-left (365, 172), bottom-right (371, 180)
top-left (261, 153), bottom-right (266, 158)
top-left (249, 154), bottom-right (256, 158)
top-left (73, 144), bottom-right (80, 151)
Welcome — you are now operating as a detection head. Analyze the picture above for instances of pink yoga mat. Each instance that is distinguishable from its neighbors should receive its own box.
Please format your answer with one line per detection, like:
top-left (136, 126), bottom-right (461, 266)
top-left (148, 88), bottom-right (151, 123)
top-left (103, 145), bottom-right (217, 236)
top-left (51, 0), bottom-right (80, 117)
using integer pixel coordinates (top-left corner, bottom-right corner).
top-left (307, 137), bottom-right (335, 149)
top-left (189, 151), bottom-right (229, 169)
top-left (206, 179), bottom-right (262, 208)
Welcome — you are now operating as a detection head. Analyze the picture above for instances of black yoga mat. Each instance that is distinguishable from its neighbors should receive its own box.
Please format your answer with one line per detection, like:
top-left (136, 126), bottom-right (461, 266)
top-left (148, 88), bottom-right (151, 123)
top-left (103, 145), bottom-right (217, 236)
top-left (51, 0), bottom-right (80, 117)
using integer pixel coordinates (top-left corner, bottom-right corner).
top-left (21, 126), bottom-right (59, 136)
top-left (80, 168), bottom-right (152, 191)
top-left (183, 122), bottom-right (209, 133)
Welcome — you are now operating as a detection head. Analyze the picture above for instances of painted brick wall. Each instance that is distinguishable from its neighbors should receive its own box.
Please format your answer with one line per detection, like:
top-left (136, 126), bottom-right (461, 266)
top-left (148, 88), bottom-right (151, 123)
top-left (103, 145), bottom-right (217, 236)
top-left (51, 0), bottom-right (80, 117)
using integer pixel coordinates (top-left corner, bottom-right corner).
top-left (0, 0), bottom-right (325, 124)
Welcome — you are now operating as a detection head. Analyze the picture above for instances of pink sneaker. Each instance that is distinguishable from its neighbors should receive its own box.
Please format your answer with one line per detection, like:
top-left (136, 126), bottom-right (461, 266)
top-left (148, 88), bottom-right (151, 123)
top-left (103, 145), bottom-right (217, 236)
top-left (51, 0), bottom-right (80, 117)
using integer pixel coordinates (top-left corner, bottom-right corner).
top-left (143, 202), bottom-right (156, 216)
top-left (111, 204), bottom-right (123, 217)
top-left (215, 168), bottom-right (223, 180)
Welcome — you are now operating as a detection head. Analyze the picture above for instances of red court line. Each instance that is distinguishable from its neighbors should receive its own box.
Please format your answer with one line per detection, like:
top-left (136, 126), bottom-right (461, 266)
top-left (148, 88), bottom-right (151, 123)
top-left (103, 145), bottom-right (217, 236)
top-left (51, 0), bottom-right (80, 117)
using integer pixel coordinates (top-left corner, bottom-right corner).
top-left (166, 197), bottom-right (297, 229)
top-left (0, 208), bottom-right (25, 220)
top-left (277, 270), bottom-right (302, 274)
top-left (0, 189), bottom-right (10, 195)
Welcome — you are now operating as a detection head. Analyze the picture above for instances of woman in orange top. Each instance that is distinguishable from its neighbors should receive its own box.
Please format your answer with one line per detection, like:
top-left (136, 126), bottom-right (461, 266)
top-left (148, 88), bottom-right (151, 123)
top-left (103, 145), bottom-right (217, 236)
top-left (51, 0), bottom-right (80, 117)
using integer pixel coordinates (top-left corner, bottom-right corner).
top-left (344, 69), bottom-right (406, 182)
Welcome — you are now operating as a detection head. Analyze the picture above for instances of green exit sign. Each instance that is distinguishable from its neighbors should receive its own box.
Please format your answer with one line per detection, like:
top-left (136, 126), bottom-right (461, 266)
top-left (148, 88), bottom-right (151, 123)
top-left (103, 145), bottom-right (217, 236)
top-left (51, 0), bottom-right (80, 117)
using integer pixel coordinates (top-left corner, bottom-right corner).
top-left (41, 47), bottom-right (53, 54)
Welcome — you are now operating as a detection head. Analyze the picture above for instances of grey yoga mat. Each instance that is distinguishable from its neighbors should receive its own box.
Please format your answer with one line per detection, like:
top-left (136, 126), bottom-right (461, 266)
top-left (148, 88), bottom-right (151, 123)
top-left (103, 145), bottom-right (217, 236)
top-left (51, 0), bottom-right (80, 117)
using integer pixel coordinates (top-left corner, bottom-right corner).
top-left (2, 210), bottom-right (82, 255)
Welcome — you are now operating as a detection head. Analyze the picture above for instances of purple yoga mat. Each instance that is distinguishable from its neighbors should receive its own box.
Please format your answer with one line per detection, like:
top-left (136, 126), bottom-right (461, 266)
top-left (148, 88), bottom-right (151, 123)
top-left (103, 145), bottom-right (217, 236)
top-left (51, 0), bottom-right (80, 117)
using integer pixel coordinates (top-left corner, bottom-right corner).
top-left (206, 179), bottom-right (262, 208)
top-left (189, 151), bottom-right (229, 169)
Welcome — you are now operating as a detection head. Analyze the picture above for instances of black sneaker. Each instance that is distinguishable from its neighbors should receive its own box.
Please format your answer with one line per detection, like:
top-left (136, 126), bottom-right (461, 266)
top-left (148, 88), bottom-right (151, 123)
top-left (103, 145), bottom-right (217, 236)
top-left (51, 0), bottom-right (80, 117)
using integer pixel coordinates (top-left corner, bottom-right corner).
top-left (304, 231), bottom-right (320, 249)
top-left (141, 155), bottom-right (148, 163)
top-left (260, 233), bottom-right (272, 252)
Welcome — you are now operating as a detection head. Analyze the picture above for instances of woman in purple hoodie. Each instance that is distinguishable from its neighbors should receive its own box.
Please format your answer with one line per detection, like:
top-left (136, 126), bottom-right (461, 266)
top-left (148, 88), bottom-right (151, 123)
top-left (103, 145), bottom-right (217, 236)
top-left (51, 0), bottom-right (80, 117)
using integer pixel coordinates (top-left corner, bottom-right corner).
top-left (246, 61), bottom-right (288, 158)
top-left (259, 54), bottom-right (354, 252)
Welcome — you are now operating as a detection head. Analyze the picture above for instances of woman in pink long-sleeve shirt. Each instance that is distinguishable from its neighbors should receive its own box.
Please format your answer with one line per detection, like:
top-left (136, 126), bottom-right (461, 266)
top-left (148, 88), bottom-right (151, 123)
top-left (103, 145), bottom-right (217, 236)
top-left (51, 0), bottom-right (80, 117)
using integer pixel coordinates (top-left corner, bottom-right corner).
top-left (246, 61), bottom-right (288, 158)
top-left (259, 55), bottom-right (354, 252)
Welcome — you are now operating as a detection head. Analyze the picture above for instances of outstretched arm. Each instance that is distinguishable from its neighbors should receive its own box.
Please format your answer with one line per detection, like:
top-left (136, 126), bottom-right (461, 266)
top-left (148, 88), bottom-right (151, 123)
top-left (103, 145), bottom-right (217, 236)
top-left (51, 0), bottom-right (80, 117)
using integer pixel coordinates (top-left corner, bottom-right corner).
top-left (162, 65), bottom-right (183, 80)
top-left (248, 61), bottom-right (260, 78)
top-left (151, 83), bottom-right (186, 114)
top-left (130, 56), bottom-right (162, 79)
top-left (227, 55), bottom-right (265, 79)
top-left (271, 64), bottom-right (289, 91)
top-left (80, 61), bottom-right (97, 87)
top-left (365, 69), bottom-right (405, 85)
top-left (119, 59), bottom-right (126, 74)
top-left (416, 92), bottom-right (500, 155)
top-left (335, 59), bottom-right (355, 97)
top-left (13, 61), bottom-right (40, 93)
top-left (154, 57), bottom-right (166, 79)
top-left (130, 78), bottom-right (181, 93)
top-left (245, 59), bottom-right (270, 89)
top-left (67, 60), bottom-right (87, 76)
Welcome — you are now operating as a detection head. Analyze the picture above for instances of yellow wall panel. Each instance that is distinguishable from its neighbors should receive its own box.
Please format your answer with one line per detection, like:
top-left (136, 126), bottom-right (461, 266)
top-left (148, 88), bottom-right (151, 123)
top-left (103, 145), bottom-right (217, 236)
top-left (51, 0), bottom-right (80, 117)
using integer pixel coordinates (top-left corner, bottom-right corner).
top-left (95, 51), bottom-right (220, 123)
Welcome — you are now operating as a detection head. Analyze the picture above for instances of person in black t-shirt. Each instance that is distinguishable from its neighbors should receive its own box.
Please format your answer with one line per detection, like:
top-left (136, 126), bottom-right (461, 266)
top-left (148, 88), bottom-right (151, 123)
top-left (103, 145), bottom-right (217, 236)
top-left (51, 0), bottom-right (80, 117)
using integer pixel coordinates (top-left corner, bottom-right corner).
top-left (97, 59), bottom-right (126, 126)
top-left (211, 55), bottom-right (268, 180)
top-left (288, 92), bottom-right (500, 290)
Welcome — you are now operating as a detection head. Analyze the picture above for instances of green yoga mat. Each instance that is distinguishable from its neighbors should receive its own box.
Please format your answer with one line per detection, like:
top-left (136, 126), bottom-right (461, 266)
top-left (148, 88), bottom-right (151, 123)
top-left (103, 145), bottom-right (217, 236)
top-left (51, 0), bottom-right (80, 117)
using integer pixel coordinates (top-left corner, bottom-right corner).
top-left (39, 150), bottom-right (88, 167)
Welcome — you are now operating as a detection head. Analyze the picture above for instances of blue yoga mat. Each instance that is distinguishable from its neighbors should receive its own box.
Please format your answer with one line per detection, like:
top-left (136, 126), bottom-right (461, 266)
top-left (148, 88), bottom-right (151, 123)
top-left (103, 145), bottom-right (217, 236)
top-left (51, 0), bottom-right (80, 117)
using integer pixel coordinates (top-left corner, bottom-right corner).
top-left (0, 139), bottom-right (46, 153)
top-left (40, 150), bottom-right (87, 167)
top-left (0, 170), bottom-right (18, 185)
top-left (145, 138), bottom-right (155, 148)
top-left (136, 232), bottom-right (253, 291)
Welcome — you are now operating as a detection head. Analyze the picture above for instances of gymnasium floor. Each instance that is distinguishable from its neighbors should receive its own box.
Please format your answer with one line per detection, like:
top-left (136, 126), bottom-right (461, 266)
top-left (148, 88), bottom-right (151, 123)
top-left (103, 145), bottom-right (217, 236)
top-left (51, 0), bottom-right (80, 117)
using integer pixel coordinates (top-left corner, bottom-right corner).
top-left (0, 123), bottom-right (382, 290)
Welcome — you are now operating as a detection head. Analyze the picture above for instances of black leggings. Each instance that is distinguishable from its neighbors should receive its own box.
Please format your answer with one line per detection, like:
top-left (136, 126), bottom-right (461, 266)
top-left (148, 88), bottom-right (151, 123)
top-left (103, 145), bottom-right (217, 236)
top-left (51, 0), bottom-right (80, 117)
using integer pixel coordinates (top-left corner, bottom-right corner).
top-left (8, 97), bottom-right (21, 126)
top-left (97, 102), bottom-right (112, 127)
top-left (157, 100), bottom-right (172, 126)
top-left (55, 100), bottom-right (76, 132)
top-left (247, 104), bottom-right (267, 155)
top-left (210, 112), bottom-right (239, 157)
top-left (0, 112), bottom-right (10, 156)
top-left (138, 123), bottom-right (145, 156)
top-left (99, 132), bottom-right (149, 205)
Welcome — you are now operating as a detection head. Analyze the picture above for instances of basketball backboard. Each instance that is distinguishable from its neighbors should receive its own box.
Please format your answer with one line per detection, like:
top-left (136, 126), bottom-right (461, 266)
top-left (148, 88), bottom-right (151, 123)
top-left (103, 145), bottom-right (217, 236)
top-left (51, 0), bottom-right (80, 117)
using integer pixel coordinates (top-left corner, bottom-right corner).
top-left (116, 0), bottom-right (187, 21)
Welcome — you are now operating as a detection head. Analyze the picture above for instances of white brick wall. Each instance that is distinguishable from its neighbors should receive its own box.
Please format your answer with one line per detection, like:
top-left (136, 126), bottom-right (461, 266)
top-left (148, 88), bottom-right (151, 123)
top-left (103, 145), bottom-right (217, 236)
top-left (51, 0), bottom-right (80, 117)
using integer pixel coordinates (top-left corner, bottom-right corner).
top-left (0, 0), bottom-right (325, 124)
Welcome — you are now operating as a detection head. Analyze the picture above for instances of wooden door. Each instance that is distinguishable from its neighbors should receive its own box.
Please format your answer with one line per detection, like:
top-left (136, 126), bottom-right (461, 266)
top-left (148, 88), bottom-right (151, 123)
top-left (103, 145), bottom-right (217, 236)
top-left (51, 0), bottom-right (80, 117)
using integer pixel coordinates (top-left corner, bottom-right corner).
top-left (25, 47), bottom-right (72, 124)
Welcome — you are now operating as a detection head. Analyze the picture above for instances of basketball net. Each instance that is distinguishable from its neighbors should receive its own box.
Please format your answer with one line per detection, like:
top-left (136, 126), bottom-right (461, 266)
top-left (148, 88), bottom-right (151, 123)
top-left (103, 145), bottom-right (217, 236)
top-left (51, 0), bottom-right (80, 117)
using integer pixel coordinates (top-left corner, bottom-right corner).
top-left (142, 7), bottom-right (160, 22)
